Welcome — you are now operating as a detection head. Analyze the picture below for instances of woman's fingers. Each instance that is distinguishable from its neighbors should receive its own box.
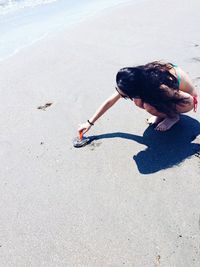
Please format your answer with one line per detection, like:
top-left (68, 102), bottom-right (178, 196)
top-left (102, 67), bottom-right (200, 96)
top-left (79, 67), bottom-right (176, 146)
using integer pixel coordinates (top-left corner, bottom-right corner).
top-left (78, 122), bottom-right (91, 134)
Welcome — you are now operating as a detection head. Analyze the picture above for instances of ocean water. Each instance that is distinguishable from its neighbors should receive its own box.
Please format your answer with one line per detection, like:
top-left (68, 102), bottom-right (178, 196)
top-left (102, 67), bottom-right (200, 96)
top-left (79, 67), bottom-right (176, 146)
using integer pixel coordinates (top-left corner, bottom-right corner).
top-left (0, 0), bottom-right (132, 61)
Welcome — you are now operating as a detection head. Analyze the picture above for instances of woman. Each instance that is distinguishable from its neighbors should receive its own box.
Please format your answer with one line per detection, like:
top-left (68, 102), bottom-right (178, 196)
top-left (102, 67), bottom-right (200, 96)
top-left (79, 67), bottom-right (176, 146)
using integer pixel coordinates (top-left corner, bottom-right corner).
top-left (78, 61), bottom-right (198, 134)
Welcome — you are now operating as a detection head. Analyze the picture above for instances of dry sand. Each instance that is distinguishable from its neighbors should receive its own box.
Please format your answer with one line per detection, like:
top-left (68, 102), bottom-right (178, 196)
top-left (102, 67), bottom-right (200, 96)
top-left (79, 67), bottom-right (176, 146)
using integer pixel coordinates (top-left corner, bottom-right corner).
top-left (0, 0), bottom-right (200, 266)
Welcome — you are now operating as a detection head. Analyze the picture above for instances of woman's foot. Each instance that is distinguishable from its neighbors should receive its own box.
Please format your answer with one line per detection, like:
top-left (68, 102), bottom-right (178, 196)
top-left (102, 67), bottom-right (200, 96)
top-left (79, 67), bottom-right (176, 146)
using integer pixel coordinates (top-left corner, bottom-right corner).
top-left (155, 115), bottom-right (180, 131)
top-left (147, 115), bottom-right (164, 125)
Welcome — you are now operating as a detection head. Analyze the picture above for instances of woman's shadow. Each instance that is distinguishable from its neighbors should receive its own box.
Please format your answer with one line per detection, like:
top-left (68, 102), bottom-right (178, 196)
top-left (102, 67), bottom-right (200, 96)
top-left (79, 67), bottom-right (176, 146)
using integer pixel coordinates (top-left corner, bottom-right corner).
top-left (89, 115), bottom-right (200, 174)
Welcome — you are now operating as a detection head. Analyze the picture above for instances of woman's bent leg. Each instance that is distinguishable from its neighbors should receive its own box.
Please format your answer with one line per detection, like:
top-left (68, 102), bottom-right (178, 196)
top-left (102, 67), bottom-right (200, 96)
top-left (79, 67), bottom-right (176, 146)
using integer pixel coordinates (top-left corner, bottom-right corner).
top-left (143, 103), bottom-right (166, 125)
top-left (143, 103), bottom-right (180, 131)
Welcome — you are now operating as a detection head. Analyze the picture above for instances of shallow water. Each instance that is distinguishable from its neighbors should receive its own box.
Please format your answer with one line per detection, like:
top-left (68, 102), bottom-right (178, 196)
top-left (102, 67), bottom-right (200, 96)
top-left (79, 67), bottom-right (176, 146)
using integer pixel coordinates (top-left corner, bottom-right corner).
top-left (0, 0), bottom-right (132, 61)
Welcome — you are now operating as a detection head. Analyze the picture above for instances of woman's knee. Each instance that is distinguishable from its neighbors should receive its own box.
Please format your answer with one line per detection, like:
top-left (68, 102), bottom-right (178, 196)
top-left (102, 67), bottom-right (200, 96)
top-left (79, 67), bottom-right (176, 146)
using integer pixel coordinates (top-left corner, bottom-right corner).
top-left (143, 103), bottom-right (156, 113)
top-left (176, 95), bottom-right (194, 113)
top-left (133, 98), bottom-right (144, 109)
top-left (143, 103), bottom-right (165, 116)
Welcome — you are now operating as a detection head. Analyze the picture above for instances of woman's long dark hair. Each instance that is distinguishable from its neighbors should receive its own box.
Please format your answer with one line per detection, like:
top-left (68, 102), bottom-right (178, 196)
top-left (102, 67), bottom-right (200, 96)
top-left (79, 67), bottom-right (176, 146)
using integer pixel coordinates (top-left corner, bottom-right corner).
top-left (116, 61), bottom-right (189, 116)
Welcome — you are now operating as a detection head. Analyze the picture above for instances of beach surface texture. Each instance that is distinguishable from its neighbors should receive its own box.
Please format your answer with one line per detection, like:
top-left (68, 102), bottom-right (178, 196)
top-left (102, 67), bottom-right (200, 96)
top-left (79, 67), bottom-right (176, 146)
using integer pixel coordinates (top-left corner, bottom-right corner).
top-left (0, 0), bottom-right (200, 266)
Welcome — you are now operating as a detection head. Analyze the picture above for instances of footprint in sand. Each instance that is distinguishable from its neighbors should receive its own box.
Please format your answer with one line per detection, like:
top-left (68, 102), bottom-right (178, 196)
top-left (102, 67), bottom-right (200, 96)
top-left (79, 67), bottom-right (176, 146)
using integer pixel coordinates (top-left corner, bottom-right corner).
top-left (37, 102), bottom-right (53, 111)
top-left (191, 57), bottom-right (200, 63)
top-left (89, 141), bottom-right (102, 151)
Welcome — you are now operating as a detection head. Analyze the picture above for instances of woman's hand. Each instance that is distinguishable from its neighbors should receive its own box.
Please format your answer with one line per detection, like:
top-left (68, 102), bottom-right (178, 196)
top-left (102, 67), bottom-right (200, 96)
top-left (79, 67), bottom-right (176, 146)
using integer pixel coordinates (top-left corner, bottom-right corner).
top-left (77, 92), bottom-right (120, 136)
top-left (78, 121), bottom-right (92, 135)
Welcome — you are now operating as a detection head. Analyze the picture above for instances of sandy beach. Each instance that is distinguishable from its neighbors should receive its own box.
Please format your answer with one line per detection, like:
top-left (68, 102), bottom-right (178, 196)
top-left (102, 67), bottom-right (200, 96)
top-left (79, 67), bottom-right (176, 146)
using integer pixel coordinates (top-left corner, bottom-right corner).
top-left (0, 0), bottom-right (200, 266)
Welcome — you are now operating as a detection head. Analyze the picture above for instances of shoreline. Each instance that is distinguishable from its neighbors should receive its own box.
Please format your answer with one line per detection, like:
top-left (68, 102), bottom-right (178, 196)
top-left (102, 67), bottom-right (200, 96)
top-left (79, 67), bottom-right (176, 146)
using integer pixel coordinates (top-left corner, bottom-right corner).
top-left (0, 0), bottom-right (133, 62)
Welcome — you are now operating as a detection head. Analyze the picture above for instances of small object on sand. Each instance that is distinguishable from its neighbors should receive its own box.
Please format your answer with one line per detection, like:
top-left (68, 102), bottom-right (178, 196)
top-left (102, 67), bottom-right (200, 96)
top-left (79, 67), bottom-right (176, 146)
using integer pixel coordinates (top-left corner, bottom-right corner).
top-left (73, 136), bottom-right (90, 148)
top-left (195, 152), bottom-right (200, 158)
top-left (37, 102), bottom-right (53, 110)
top-left (73, 131), bottom-right (90, 148)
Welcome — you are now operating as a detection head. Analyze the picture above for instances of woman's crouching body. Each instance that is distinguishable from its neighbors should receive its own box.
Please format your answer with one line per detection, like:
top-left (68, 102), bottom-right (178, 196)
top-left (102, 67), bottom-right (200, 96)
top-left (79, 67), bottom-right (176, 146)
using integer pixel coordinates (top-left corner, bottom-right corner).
top-left (117, 62), bottom-right (198, 131)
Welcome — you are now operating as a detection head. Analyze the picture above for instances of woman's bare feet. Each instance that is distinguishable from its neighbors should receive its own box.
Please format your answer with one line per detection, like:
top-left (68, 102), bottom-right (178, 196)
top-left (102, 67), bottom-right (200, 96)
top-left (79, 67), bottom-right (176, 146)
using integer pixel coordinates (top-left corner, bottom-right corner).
top-left (155, 115), bottom-right (180, 131)
top-left (147, 115), bottom-right (164, 125)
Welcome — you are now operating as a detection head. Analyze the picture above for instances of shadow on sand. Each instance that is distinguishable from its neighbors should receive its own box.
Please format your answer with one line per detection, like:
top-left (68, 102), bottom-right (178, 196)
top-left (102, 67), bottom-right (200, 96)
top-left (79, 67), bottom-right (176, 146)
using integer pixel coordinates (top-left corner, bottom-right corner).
top-left (89, 115), bottom-right (200, 174)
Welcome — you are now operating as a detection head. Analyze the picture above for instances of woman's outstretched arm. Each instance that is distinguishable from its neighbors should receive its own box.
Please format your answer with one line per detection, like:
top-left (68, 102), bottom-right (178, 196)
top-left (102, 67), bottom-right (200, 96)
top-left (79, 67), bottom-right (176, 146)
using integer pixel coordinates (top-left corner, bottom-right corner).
top-left (78, 92), bottom-right (121, 134)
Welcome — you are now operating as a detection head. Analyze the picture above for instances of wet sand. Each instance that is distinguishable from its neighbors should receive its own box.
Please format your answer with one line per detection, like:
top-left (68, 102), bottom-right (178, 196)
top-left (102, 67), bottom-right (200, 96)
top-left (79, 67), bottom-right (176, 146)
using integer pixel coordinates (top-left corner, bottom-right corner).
top-left (0, 0), bottom-right (200, 266)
